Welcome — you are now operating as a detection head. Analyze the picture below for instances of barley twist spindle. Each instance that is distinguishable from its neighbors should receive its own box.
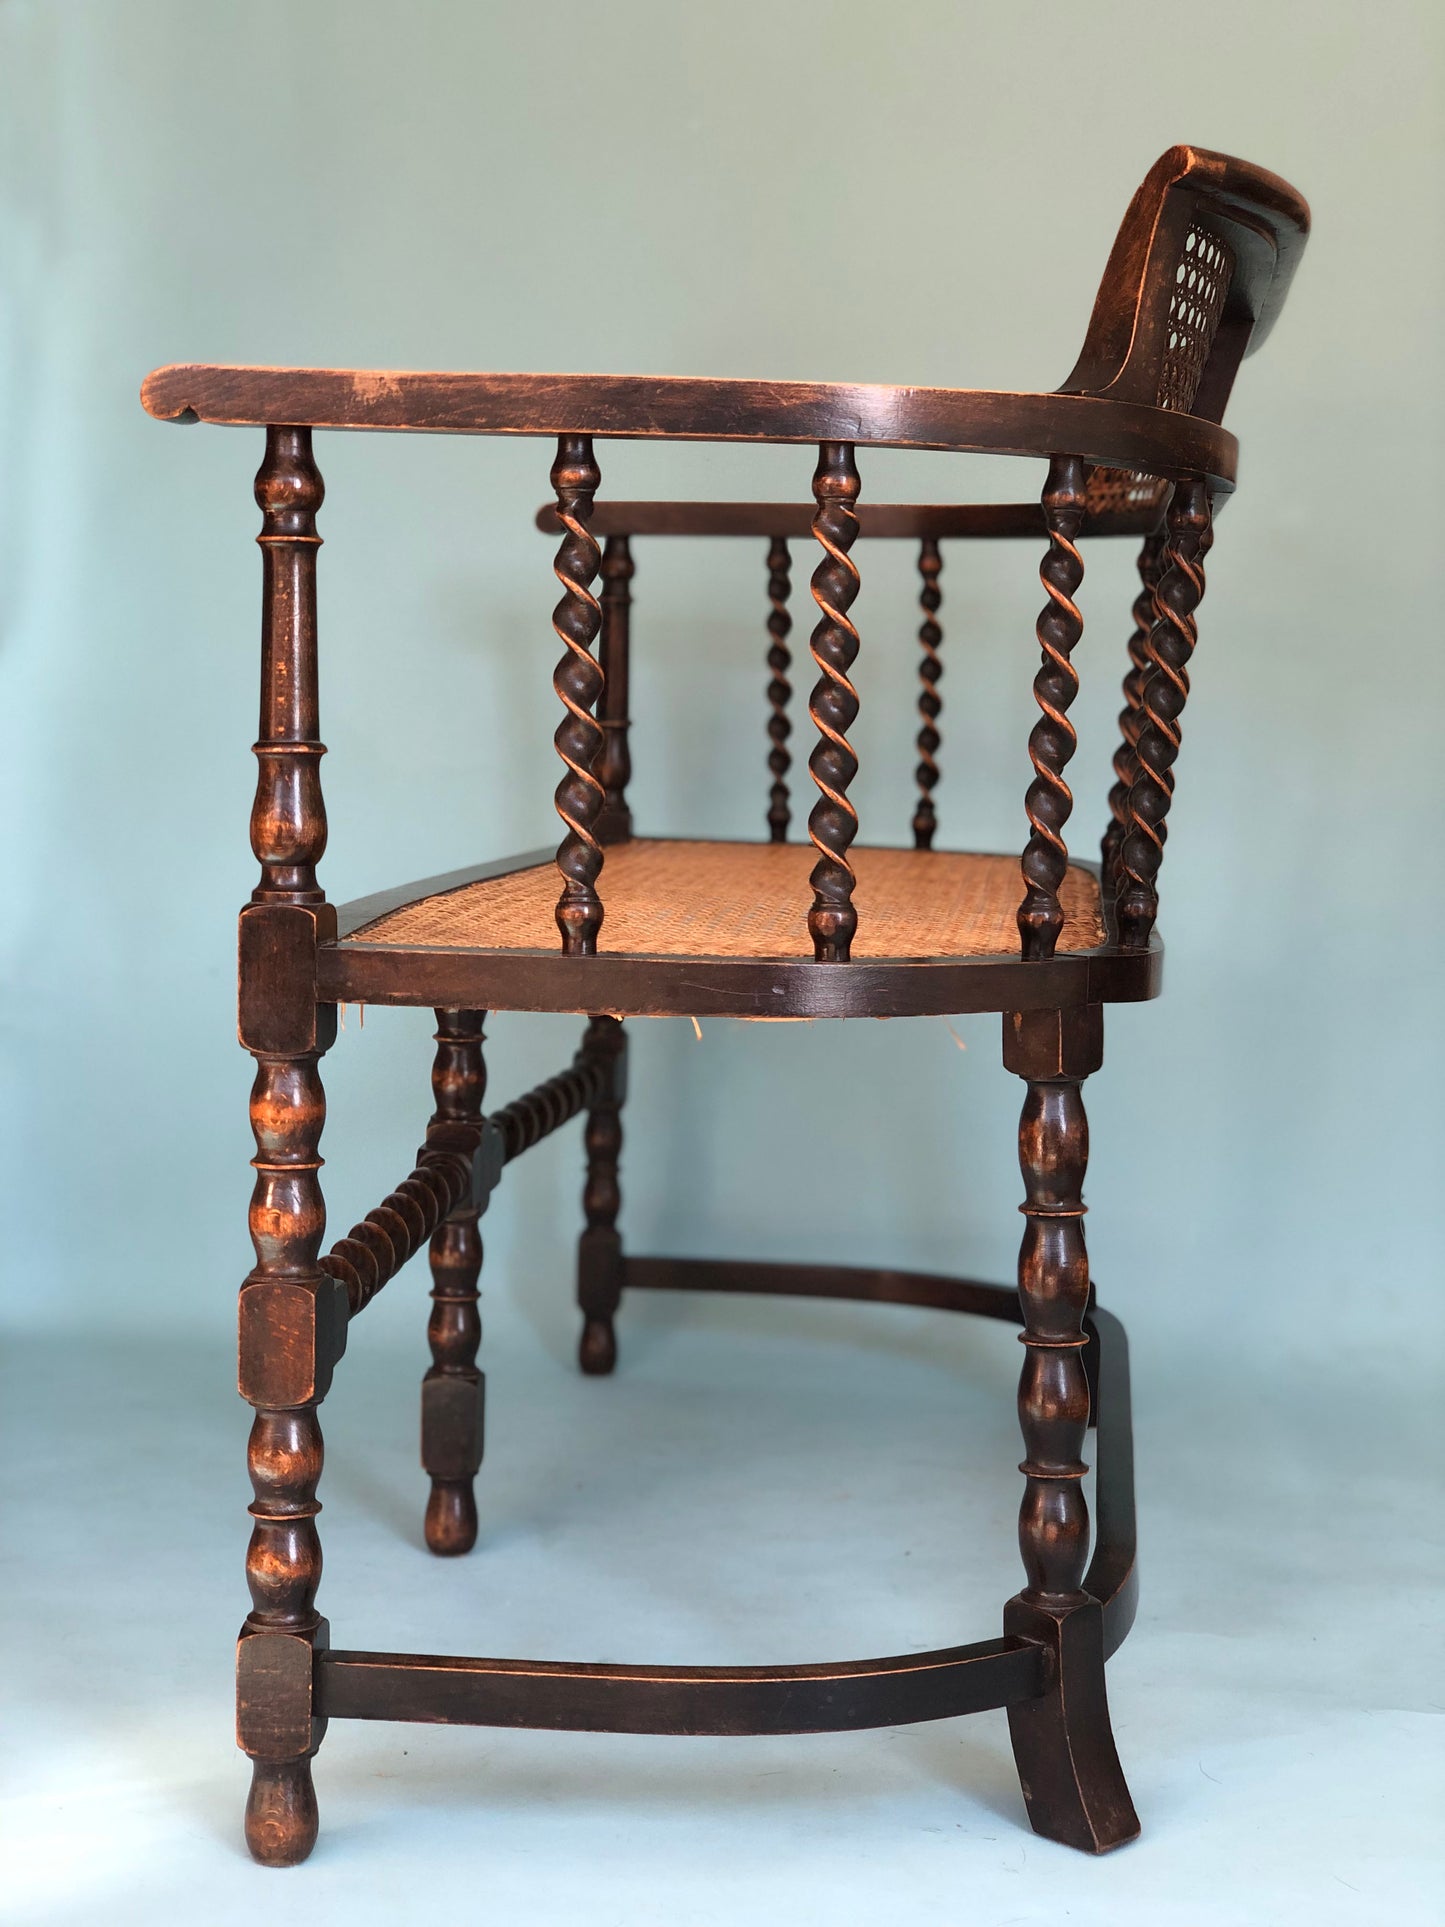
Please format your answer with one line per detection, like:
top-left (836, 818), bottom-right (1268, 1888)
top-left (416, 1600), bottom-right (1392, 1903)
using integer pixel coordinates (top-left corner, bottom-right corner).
top-left (806, 442), bottom-right (862, 962)
top-left (1117, 478), bottom-right (1213, 949)
top-left (1018, 456), bottom-right (1087, 960)
top-left (911, 536), bottom-right (944, 849)
top-left (765, 536), bottom-right (793, 841)
top-left (550, 435), bottom-right (605, 954)
top-left (1100, 527), bottom-right (1167, 893)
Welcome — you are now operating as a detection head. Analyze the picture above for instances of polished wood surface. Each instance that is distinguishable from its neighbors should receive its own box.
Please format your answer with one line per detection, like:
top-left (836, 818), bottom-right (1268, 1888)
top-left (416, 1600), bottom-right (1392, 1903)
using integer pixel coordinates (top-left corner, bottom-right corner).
top-left (535, 499), bottom-right (1174, 542)
top-left (595, 536), bottom-right (635, 845)
top-left (319, 925), bottom-right (1160, 1020)
top-left (321, 837), bottom-right (1153, 1021)
top-left (1118, 478), bottom-right (1214, 948)
top-left (319, 1122), bottom-right (479, 1317)
top-left (317, 1634), bottom-right (1045, 1735)
top-left (805, 443), bottom-right (863, 961)
top-left (765, 537), bottom-right (793, 842)
top-left (308, 1268), bottom-right (1135, 1735)
top-left (1005, 1006), bottom-right (1103, 1607)
top-left (911, 538), bottom-right (944, 850)
top-left (549, 437), bottom-right (606, 954)
top-left (421, 1010), bottom-right (489, 1556)
top-left (144, 145), bottom-right (1308, 1866)
top-left (1060, 145), bottom-right (1308, 411)
top-left (1002, 1006), bottom-right (1139, 1851)
top-left (1101, 530), bottom-right (1167, 892)
top-left (489, 1050), bottom-right (609, 1161)
top-left (141, 367), bottom-right (1240, 488)
top-left (235, 427), bottom-right (336, 1868)
top-left (1018, 457), bottom-right (1089, 960)
top-left (576, 1015), bottom-right (627, 1375)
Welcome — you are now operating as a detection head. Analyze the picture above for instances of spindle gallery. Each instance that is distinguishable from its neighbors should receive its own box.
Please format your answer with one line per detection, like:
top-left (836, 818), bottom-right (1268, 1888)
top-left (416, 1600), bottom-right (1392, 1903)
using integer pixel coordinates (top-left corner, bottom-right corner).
top-left (140, 145), bottom-right (1309, 1865)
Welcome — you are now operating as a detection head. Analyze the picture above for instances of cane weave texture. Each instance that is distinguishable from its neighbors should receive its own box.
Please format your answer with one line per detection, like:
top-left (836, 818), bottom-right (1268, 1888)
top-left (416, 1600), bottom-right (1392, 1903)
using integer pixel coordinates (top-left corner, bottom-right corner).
top-left (346, 840), bottom-right (1107, 960)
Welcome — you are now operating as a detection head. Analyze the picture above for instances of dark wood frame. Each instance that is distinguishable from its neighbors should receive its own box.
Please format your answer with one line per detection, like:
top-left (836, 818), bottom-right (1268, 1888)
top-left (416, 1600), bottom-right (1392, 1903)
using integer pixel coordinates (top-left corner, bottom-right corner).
top-left (142, 144), bottom-right (1308, 1866)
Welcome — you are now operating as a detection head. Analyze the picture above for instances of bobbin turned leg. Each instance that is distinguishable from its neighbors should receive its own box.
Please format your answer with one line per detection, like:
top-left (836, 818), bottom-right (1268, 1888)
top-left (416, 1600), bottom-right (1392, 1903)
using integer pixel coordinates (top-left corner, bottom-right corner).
top-left (422, 1010), bottom-right (488, 1554)
top-left (238, 1042), bottom-right (345, 1866)
top-left (577, 1014), bottom-right (628, 1374)
top-left (237, 424), bottom-right (345, 1865)
top-left (1001, 1006), bottom-right (1139, 1854)
top-left (911, 536), bottom-right (944, 850)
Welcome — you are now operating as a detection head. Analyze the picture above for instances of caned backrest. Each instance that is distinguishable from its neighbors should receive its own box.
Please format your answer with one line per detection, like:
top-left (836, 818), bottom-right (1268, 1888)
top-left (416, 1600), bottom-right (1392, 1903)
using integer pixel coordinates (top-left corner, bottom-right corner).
top-left (142, 146), bottom-right (1310, 975)
top-left (1061, 144), bottom-right (1310, 421)
top-left (1064, 146), bottom-right (1309, 519)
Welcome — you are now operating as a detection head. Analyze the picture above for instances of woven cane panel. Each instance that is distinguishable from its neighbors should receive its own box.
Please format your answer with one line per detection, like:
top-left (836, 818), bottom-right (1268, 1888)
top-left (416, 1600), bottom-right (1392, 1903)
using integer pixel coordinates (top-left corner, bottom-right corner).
top-left (1083, 468), bottom-right (1168, 516)
top-left (347, 840), bottom-right (1107, 960)
top-left (1159, 224), bottom-right (1234, 414)
top-left (1083, 224), bottom-right (1235, 518)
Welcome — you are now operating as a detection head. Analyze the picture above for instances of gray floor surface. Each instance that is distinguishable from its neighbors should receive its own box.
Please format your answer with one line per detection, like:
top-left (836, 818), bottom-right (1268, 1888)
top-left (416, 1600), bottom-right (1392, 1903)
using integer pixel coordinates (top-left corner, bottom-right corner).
top-left (4, 1281), bottom-right (1439, 1926)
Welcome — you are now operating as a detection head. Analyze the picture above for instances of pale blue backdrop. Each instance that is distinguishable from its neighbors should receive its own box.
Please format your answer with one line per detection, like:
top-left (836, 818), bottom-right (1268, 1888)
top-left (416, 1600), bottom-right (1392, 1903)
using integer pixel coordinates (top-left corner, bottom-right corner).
top-left (4, 2), bottom-right (1438, 1375)
top-left (3, 6), bottom-right (1442, 1925)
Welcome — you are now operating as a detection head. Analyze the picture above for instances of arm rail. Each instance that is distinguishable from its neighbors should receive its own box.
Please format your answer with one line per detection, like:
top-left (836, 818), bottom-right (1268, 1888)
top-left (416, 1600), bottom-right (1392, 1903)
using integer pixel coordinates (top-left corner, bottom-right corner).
top-left (140, 366), bottom-right (1238, 491)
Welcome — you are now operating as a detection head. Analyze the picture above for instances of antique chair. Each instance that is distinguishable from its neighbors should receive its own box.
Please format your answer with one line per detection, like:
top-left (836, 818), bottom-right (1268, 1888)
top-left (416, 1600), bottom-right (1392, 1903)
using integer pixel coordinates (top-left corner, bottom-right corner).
top-left (141, 144), bottom-right (1308, 1866)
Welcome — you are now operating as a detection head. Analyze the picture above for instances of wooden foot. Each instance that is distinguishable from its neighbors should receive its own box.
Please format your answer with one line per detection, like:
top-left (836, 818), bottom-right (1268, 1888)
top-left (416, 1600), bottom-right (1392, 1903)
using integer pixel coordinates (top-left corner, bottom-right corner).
top-left (425, 1478), bottom-right (479, 1556)
top-left (245, 1756), bottom-right (320, 1867)
top-left (1002, 1007), bottom-right (1137, 1852)
top-left (579, 1314), bottom-right (618, 1376)
top-left (577, 1016), bottom-right (626, 1375)
top-left (1004, 1596), bottom-right (1139, 1853)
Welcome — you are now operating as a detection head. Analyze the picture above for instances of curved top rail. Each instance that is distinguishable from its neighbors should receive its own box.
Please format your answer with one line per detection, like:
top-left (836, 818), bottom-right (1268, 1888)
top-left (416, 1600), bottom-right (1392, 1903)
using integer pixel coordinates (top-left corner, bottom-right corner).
top-left (139, 366), bottom-right (1238, 490)
top-left (1061, 144), bottom-right (1310, 416)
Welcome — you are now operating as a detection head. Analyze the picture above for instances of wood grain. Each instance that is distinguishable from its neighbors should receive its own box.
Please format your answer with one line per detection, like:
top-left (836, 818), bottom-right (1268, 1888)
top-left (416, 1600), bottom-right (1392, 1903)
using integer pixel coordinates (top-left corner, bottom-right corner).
top-left (1018, 458), bottom-right (1088, 960)
top-left (576, 1015), bottom-right (627, 1375)
top-left (534, 500), bottom-right (1175, 541)
top-left (595, 536), bottom-right (635, 845)
top-left (549, 437), bottom-right (606, 955)
top-left (421, 1010), bottom-right (488, 1556)
top-left (140, 369), bottom-right (1239, 487)
top-left (237, 427), bottom-right (335, 1868)
top-left (765, 537), bottom-right (793, 842)
top-left (164, 144), bottom-right (1309, 1867)
top-left (806, 444), bottom-right (863, 961)
top-left (911, 538), bottom-right (944, 850)
top-left (1118, 478), bottom-right (1213, 947)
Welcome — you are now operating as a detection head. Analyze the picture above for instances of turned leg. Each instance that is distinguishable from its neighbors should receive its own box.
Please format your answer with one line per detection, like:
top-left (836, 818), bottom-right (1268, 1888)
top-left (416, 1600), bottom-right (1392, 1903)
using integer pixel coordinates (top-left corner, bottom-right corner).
top-left (236, 425), bottom-right (346, 1866)
top-left (237, 1046), bottom-right (347, 1867)
top-left (1001, 1007), bottom-right (1139, 1854)
top-left (423, 1009), bottom-right (488, 1554)
top-left (577, 1015), bottom-right (627, 1374)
